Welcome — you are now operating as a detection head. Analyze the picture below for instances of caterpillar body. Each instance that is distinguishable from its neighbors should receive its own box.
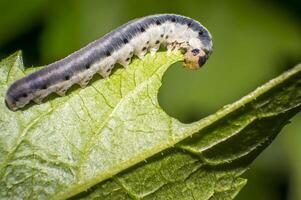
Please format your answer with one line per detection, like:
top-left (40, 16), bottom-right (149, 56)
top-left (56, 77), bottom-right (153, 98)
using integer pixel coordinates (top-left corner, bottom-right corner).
top-left (5, 14), bottom-right (213, 111)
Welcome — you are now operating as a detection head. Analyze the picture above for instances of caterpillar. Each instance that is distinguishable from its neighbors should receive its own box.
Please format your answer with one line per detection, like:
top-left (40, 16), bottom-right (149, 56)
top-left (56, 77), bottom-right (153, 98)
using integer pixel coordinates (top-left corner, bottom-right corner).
top-left (5, 14), bottom-right (213, 111)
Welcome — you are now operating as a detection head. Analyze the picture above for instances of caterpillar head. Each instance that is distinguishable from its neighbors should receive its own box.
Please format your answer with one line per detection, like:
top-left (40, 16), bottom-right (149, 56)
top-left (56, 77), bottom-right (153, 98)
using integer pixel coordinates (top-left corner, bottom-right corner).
top-left (183, 29), bottom-right (213, 69)
top-left (183, 48), bottom-right (210, 70)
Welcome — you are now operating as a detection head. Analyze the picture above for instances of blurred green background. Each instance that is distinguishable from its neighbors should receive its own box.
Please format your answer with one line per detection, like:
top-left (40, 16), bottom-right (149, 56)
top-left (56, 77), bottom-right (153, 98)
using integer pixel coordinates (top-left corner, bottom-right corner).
top-left (0, 0), bottom-right (300, 199)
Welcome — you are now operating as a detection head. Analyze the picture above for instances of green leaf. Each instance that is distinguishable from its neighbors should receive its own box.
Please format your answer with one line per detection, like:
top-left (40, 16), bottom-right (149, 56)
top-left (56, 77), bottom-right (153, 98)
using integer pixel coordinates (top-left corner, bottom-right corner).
top-left (0, 51), bottom-right (300, 200)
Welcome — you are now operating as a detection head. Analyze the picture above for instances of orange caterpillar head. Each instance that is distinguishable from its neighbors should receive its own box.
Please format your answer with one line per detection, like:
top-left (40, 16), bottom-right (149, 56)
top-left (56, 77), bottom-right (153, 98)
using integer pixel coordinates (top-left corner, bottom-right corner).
top-left (183, 48), bottom-right (210, 70)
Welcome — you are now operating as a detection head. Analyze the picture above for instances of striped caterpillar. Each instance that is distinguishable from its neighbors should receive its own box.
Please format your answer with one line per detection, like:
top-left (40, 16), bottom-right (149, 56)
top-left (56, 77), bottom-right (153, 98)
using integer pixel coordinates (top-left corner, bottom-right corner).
top-left (5, 14), bottom-right (213, 111)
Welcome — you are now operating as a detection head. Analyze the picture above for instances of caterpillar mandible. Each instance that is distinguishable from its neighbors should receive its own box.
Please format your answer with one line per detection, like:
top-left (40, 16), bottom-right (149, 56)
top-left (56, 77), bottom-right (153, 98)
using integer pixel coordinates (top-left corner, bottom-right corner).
top-left (5, 14), bottom-right (213, 111)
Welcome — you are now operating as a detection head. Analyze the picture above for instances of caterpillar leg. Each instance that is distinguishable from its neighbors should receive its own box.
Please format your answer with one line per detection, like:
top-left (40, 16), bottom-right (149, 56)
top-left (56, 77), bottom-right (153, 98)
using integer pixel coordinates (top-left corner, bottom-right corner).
top-left (33, 97), bottom-right (43, 104)
top-left (56, 89), bottom-right (67, 96)
top-left (79, 75), bottom-right (93, 88)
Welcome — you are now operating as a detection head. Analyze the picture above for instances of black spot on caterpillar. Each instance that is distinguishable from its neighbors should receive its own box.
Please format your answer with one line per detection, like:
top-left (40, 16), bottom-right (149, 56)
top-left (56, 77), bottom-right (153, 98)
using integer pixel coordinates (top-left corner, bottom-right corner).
top-left (5, 14), bottom-right (213, 111)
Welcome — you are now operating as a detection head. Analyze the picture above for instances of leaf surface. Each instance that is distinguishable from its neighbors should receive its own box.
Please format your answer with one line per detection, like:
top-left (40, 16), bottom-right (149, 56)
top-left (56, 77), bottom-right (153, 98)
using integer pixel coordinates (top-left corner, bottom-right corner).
top-left (0, 52), bottom-right (300, 199)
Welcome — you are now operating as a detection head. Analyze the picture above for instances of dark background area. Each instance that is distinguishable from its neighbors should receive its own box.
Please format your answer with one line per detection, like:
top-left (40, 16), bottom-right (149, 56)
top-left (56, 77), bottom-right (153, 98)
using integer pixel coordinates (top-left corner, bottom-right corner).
top-left (0, 0), bottom-right (301, 199)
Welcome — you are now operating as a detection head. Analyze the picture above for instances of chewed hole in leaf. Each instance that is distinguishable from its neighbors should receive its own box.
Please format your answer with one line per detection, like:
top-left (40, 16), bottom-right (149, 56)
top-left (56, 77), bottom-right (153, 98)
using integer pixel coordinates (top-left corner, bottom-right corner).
top-left (158, 62), bottom-right (210, 123)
